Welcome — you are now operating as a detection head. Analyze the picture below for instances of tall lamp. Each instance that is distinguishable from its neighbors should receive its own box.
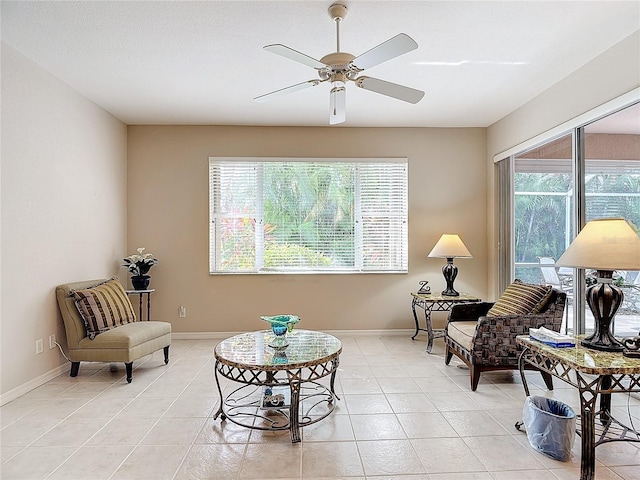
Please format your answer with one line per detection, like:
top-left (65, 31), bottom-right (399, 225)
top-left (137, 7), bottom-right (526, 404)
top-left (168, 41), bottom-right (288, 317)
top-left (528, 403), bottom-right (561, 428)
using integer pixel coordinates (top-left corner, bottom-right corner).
top-left (428, 234), bottom-right (473, 296)
top-left (556, 218), bottom-right (640, 352)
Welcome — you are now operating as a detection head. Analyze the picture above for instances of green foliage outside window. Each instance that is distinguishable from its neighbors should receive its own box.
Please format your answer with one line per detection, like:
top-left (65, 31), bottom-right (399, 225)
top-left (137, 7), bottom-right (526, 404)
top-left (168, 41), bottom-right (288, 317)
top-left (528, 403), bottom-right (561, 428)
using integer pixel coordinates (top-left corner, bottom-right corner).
top-left (262, 162), bottom-right (355, 267)
top-left (514, 172), bottom-right (640, 285)
top-left (264, 243), bottom-right (332, 268)
top-left (210, 158), bottom-right (407, 273)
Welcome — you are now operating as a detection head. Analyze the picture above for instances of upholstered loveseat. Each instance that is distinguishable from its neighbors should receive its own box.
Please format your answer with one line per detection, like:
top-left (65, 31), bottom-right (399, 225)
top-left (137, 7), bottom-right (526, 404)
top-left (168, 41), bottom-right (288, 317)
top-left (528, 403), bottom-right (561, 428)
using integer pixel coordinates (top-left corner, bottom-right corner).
top-left (56, 278), bottom-right (171, 383)
top-left (444, 281), bottom-right (566, 391)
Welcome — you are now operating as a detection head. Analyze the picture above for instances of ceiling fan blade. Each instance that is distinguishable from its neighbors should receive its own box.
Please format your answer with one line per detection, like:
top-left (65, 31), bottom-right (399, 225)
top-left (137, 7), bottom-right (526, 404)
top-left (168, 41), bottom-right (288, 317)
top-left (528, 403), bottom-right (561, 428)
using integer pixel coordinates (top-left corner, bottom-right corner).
top-left (329, 85), bottom-right (346, 125)
top-left (254, 80), bottom-right (321, 103)
top-left (355, 76), bottom-right (424, 104)
top-left (352, 33), bottom-right (418, 70)
top-left (263, 44), bottom-right (326, 69)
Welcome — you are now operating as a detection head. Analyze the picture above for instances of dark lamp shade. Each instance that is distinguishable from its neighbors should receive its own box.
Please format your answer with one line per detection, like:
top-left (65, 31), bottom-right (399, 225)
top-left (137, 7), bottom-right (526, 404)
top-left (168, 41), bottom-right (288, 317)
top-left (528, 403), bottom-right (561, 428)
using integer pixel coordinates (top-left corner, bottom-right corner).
top-left (556, 218), bottom-right (640, 271)
top-left (428, 234), bottom-right (472, 259)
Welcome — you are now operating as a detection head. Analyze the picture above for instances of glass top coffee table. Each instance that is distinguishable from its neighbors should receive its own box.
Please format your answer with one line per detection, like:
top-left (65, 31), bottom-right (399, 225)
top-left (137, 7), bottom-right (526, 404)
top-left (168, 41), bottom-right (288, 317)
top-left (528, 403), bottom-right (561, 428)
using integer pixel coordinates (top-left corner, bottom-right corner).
top-left (213, 329), bottom-right (342, 442)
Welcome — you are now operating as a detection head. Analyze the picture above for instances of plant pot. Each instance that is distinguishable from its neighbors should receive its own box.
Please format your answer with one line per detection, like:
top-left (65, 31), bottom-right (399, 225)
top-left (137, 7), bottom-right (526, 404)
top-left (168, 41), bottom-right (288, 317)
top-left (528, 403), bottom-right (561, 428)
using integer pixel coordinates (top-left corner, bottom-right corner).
top-left (131, 275), bottom-right (150, 290)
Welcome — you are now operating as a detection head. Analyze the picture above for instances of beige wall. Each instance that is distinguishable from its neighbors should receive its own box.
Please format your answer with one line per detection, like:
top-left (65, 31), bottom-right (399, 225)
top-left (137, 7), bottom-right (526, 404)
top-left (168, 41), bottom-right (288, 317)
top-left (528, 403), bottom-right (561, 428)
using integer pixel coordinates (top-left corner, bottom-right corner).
top-left (127, 126), bottom-right (488, 334)
top-left (485, 31), bottom-right (640, 297)
top-left (0, 44), bottom-right (127, 399)
top-left (6, 28), bottom-right (634, 402)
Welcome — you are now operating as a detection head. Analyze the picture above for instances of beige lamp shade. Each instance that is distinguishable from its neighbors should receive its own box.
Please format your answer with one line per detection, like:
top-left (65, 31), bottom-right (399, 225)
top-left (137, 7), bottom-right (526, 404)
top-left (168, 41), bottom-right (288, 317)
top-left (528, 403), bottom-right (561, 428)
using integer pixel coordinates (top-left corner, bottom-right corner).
top-left (428, 234), bottom-right (473, 258)
top-left (556, 218), bottom-right (640, 271)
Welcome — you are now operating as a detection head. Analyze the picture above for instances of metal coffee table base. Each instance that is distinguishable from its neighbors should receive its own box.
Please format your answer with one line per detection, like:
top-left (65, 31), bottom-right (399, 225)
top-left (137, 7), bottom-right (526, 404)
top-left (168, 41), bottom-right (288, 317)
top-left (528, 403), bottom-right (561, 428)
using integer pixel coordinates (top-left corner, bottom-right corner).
top-left (213, 358), bottom-right (340, 443)
top-left (214, 381), bottom-right (337, 442)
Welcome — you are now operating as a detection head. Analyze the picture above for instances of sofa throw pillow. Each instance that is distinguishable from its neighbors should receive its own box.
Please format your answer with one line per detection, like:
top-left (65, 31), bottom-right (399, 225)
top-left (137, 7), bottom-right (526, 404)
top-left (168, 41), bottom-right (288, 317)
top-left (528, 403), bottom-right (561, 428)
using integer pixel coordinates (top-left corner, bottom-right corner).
top-left (71, 278), bottom-right (137, 339)
top-left (487, 279), bottom-right (553, 317)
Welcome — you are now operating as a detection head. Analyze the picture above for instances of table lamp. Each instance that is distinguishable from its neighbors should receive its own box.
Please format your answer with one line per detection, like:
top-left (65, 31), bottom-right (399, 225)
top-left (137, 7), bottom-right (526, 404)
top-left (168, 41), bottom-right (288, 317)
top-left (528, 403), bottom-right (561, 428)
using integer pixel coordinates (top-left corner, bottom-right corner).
top-left (556, 218), bottom-right (640, 352)
top-left (428, 234), bottom-right (472, 296)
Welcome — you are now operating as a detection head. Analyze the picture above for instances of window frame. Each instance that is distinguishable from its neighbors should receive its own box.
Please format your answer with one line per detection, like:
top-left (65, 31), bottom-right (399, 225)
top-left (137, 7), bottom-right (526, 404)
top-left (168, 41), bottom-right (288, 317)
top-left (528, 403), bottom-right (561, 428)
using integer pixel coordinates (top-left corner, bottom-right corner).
top-left (208, 157), bottom-right (408, 275)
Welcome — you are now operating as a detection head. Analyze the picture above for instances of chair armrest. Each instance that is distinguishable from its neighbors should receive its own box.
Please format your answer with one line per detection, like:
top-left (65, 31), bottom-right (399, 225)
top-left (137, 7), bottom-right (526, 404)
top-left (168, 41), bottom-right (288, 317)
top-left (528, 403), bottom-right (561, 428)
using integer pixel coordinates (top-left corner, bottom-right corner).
top-left (470, 314), bottom-right (562, 366)
top-left (448, 302), bottom-right (493, 322)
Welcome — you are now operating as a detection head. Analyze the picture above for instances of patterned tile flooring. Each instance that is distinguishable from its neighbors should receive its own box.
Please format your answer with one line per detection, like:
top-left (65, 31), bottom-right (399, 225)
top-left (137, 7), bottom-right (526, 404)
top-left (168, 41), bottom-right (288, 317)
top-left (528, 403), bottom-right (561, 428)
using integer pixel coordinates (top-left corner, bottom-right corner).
top-left (2, 333), bottom-right (640, 479)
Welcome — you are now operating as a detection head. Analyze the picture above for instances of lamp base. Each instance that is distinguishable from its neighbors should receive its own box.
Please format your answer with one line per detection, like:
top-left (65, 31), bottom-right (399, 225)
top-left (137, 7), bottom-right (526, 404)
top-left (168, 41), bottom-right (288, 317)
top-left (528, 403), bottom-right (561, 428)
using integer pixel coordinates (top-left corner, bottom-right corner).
top-left (581, 271), bottom-right (625, 353)
top-left (581, 335), bottom-right (624, 352)
top-left (441, 258), bottom-right (459, 297)
top-left (441, 287), bottom-right (460, 297)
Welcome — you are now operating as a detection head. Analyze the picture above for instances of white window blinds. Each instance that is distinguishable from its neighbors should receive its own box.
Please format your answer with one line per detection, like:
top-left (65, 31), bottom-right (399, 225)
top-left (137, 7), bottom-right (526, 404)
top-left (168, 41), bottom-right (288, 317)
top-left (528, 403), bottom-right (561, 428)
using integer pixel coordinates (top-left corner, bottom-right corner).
top-left (209, 158), bottom-right (408, 274)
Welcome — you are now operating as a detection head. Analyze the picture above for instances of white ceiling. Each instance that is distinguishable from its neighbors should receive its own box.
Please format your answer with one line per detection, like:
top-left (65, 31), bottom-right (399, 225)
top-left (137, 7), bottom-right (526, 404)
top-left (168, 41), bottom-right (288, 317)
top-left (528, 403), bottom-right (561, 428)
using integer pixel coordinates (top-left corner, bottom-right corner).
top-left (2, 1), bottom-right (639, 127)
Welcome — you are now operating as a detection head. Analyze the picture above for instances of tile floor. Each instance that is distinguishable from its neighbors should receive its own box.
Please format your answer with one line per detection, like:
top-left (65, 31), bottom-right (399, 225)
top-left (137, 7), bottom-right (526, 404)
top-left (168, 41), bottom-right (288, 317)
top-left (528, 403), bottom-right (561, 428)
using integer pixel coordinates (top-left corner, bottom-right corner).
top-left (2, 333), bottom-right (640, 479)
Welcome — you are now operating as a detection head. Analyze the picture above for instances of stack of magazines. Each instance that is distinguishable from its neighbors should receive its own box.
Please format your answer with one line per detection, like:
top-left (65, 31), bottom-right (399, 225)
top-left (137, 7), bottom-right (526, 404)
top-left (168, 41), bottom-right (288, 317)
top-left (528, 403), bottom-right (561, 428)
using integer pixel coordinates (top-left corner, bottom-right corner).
top-left (529, 327), bottom-right (576, 348)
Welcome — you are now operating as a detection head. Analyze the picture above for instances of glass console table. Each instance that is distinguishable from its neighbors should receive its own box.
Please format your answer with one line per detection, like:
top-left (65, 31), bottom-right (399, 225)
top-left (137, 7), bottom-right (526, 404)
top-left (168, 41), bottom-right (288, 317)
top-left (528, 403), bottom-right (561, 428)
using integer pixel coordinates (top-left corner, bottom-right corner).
top-left (517, 335), bottom-right (640, 480)
top-left (213, 329), bottom-right (342, 443)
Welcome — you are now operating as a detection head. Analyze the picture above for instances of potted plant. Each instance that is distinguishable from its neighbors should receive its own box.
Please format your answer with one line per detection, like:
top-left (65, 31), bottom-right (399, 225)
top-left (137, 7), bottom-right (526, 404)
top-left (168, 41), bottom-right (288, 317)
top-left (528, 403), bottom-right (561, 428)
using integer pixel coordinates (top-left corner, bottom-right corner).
top-left (123, 247), bottom-right (158, 290)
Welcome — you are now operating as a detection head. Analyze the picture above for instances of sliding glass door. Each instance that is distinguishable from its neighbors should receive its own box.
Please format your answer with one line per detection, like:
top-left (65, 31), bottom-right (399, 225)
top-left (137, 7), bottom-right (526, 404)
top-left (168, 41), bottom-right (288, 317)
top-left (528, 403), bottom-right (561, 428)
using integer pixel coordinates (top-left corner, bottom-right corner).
top-left (583, 108), bottom-right (640, 337)
top-left (513, 133), bottom-right (574, 286)
top-left (506, 102), bottom-right (640, 335)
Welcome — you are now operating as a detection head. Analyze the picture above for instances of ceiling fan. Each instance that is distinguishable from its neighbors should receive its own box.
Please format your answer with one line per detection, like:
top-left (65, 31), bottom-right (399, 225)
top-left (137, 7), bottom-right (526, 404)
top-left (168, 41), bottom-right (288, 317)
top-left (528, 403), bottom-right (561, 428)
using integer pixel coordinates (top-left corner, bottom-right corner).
top-left (254, 3), bottom-right (425, 125)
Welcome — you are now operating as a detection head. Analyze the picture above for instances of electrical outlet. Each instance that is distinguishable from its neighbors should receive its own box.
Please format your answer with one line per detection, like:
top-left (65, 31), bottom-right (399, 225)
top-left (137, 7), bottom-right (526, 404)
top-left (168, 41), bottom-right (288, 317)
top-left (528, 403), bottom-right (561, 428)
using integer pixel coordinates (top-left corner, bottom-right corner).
top-left (179, 306), bottom-right (187, 318)
top-left (36, 339), bottom-right (44, 355)
top-left (49, 334), bottom-right (56, 349)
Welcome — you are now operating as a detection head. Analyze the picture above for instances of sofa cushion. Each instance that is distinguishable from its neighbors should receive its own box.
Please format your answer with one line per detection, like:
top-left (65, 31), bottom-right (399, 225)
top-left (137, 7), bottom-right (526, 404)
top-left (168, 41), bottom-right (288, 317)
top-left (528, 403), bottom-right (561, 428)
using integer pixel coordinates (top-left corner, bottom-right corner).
top-left (77, 321), bottom-right (171, 350)
top-left (71, 278), bottom-right (136, 339)
top-left (447, 321), bottom-right (478, 351)
top-left (487, 280), bottom-right (552, 317)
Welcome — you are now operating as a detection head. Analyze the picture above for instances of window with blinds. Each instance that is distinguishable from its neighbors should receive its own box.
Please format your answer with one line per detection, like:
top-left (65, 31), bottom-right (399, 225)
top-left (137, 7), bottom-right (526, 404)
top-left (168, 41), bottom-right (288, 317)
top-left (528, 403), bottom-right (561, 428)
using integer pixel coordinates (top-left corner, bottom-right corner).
top-left (209, 158), bottom-right (408, 274)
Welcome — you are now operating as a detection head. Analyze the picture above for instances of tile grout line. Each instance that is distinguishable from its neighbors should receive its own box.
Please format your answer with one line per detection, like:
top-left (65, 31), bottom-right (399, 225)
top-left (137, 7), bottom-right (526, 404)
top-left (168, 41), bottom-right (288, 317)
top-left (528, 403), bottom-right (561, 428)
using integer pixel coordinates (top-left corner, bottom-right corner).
top-left (36, 347), bottom-right (192, 479)
top-left (1, 368), bottom-right (133, 471)
top-left (167, 352), bottom-right (229, 480)
top-left (107, 342), bottom-right (212, 480)
top-left (4, 336), bottom-right (640, 479)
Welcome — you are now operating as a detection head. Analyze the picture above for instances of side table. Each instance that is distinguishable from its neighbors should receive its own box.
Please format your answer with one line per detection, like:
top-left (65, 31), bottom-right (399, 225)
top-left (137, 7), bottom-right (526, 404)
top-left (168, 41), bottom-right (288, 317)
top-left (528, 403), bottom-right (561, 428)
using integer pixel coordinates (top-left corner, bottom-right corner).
top-left (411, 292), bottom-right (481, 353)
top-left (125, 289), bottom-right (155, 321)
top-left (517, 335), bottom-right (640, 480)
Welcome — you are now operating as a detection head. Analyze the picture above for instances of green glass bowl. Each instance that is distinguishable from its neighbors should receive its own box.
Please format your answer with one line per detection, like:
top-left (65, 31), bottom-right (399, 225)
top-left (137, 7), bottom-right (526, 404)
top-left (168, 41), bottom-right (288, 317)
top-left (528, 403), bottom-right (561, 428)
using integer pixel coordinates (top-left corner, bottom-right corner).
top-left (261, 315), bottom-right (300, 349)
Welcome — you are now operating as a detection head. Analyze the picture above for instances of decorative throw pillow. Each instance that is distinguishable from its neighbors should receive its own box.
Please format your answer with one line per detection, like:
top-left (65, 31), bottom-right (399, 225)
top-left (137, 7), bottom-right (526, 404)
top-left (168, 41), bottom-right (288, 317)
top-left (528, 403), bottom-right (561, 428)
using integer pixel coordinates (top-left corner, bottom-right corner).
top-left (531, 286), bottom-right (555, 314)
top-left (71, 278), bottom-right (136, 339)
top-left (487, 279), bottom-right (553, 317)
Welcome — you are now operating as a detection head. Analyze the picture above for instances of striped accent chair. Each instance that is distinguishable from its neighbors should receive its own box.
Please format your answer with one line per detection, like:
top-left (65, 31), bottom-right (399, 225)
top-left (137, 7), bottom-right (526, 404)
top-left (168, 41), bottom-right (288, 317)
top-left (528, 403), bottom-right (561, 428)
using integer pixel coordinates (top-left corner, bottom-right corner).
top-left (56, 278), bottom-right (171, 383)
top-left (444, 282), bottom-right (566, 391)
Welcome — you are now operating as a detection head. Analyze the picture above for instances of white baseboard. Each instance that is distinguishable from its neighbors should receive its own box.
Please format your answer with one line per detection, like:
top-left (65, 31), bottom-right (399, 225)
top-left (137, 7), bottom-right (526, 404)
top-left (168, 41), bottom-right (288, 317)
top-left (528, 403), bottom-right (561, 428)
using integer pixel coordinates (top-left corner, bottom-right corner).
top-left (1, 329), bottom-right (415, 406)
top-left (171, 332), bottom-right (234, 340)
top-left (1, 363), bottom-right (70, 406)
top-left (327, 329), bottom-right (413, 336)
